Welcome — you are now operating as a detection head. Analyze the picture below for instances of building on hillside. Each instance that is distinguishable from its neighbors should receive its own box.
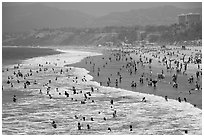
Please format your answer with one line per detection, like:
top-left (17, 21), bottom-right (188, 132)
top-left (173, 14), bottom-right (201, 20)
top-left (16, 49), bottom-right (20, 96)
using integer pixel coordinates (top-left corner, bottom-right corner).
top-left (186, 13), bottom-right (201, 27)
top-left (178, 13), bottom-right (201, 28)
top-left (178, 14), bottom-right (186, 25)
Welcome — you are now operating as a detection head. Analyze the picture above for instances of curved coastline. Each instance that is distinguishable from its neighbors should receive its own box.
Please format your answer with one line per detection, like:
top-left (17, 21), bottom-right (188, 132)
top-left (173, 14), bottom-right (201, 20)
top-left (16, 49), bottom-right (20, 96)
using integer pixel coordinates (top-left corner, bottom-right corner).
top-left (3, 46), bottom-right (201, 109)
top-left (2, 46), bottom-right (202, 135)
top-left (72, 47), bottom-right (202, 110)
top-left (2, 46), bottom-right (63, 68)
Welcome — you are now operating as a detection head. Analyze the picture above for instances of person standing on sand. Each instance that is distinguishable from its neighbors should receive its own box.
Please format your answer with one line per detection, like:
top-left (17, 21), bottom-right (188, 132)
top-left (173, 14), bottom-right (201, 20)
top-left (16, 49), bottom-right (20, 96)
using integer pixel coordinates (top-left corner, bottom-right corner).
top-left (196, 71), bottom-right (200, 79)
top-left (184, 62), bottom-right (187, 72)
top-left (115, 79), bottom-right (118, 88)
top-left (178, 97), bottom-right (181, 103)
top-left (13, 95), bottom-right (17, 102)
top-left (165, 96), bottom-right (168, 101)
top-left (119, 75), bottom-right (122, 83)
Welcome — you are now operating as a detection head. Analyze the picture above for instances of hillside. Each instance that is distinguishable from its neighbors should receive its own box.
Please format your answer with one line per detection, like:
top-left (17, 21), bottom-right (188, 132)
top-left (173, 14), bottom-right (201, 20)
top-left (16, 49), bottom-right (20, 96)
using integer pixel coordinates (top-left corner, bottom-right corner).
top-left (3, 3), bottom-right (202, 33)
top-left (91, 6), bottom-right (202, 27)
top-left (3, 21), bottom-right (201, 47)
top-left (2, 29), bottom-right (118, 46)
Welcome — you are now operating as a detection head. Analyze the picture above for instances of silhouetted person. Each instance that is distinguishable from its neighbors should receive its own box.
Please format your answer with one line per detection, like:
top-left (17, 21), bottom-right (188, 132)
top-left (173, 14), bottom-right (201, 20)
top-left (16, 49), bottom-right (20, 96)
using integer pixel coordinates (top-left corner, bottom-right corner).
top-left (87, 124), bottom-right (90, 130)
top-left (78, 122), bottom-right (81, 130)
top-left (83, 117), bottom-right (86, 121)
top-left (130, 125), bottom-right (133, 131)
top-left (142, 97), bottom-right (146, 102)
top-left (13, 95), bottom-right (17, 102)
top-left (165, 96), bottom-right (168, 101)
top-left (110, 99), bottom-right (113, 105)
top-left (178, 97), bottom-right (181, 103)
top-left (51, 121), bottom-right (57, 128)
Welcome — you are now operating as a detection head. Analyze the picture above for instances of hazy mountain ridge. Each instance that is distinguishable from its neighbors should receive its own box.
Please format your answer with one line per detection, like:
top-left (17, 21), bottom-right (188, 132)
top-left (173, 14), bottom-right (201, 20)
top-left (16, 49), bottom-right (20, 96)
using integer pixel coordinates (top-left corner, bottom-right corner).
top-left (3, 3), bottom-right (94, 32)
top-left (3, 3), bottom-right (202, 33)
top-left (91, 5), bottom-right (202, 27)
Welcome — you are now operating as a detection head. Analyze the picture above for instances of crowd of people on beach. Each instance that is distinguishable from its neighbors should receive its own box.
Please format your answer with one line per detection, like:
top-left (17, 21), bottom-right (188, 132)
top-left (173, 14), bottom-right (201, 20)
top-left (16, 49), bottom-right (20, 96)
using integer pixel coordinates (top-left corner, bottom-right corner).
top-left (2, 45), bottom-right (202, 134)
top-left (81, 46), bottom-right (202, 107)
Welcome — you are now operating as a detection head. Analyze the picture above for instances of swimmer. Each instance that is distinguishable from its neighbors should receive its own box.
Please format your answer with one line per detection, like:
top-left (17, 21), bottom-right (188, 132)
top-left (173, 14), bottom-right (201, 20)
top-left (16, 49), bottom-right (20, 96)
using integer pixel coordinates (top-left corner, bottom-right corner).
top-left (39, 89), bottom-right (42, 94)
top-left (87, 124), bottom-right (90, 130)
top-left (81, 101), bottom-right (85, 104)
top-left (142, 97), bottom-right (146, 102)
top-left (91, 87), bottom-right (94, 92)
top-left (108, 127), bottom-right (111, 131)
top-left (110, 99), bottom-right (113, 105)
top-left (78, 122), bottom-right (81, 130)
top-left (130, 125), bottom-right (133, 131)
top-left (113, 112), bottom-right (116, 118)
top-left (184, 130), bottom-right (188, 134)
top-left (65, 91), bottom-right (69, 97)
top-left (24, 83), bottom-right (27, 89)
top-left (84, 93), bottom-right (87, 99)
top-left (75, 115), bottom-right (78, 119)
top-left (49, 94), bottom-right (52, 99)
top-left (51, 121), bottom-right (57, 128)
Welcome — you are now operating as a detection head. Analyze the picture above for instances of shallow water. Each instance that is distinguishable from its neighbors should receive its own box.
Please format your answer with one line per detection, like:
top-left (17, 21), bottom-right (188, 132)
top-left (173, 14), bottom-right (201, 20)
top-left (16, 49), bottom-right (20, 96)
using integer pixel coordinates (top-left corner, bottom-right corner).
top-left (2, 46), bottom-right (61, 66)
top-left (2, 49), bottom-right (202, 135)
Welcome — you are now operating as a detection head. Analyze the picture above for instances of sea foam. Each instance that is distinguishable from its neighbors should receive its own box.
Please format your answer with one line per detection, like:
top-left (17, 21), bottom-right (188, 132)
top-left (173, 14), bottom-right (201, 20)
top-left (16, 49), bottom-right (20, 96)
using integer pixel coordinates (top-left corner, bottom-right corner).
top-left (2, 49), bottom-right (202, 135)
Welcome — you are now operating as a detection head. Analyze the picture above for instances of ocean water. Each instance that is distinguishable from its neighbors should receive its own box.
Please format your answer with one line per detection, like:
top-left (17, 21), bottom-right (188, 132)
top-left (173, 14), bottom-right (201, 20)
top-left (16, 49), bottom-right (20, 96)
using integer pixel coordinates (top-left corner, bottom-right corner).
top-left (2, 46), bottom-right (61, 66)
top-left (2, 49), bottom-right (202, 135)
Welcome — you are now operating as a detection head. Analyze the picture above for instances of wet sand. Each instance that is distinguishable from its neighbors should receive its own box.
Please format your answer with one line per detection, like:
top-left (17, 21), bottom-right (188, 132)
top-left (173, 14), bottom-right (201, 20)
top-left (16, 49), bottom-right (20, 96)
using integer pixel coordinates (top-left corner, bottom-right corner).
top-left (73, 46), bottom-right (202, 109)
top-left (2, 46), bottom-right (202, 135)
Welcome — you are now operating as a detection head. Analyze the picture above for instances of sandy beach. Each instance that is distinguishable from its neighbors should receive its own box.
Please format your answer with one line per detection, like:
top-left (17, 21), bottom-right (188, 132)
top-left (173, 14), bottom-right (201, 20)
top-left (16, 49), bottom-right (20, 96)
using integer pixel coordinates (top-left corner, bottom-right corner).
top-left (2, 46), bottom-right (202, 135)
top-left (73, 46), bottom-right (202, 109)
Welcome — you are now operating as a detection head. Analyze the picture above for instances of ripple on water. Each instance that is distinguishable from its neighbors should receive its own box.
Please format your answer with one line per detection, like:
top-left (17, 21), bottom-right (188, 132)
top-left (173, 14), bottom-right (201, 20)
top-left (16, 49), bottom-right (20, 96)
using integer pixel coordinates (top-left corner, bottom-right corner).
top-left (2, 51), bottom-right (202, 135)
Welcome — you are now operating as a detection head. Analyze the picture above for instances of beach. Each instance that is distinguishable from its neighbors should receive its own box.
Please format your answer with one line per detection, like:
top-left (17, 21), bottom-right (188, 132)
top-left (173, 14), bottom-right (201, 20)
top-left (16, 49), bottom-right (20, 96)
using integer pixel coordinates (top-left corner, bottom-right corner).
top-left (2, 46), bottom-right (202, 135)
top-left (73, 45), bottom-right (202, 109)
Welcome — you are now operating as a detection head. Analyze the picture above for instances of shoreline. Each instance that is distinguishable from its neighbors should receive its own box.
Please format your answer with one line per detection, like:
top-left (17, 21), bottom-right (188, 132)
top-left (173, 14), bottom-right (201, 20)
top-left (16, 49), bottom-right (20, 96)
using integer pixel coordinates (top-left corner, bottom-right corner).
top-left (2, 47), bottom-right (102, 105)
top-left (2, 46), bottom-right (202, 135)
top-left (2, 46), bottom-right (64, 68)
top-left (2, 45), bottom-right (202, 109)
top-left (72, 46), bottom-right (202, 109)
